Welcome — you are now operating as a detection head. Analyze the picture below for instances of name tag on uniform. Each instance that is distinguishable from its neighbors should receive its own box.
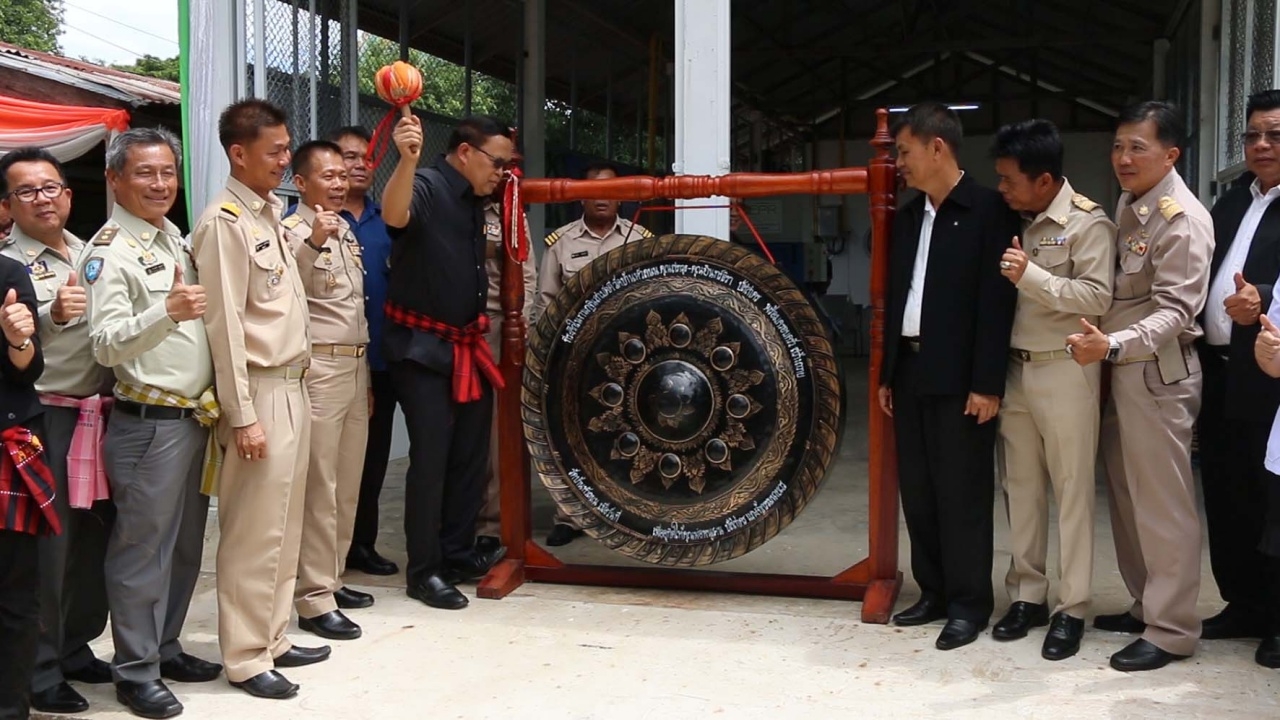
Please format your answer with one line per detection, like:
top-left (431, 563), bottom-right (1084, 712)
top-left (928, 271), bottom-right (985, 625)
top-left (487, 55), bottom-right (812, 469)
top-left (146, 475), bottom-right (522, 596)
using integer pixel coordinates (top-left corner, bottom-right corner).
top-left (255, 240), bottom-right (271, 253)
top-left (571, 251), bottom-right (589, 259)
top-left (145, 262), bottom-right (167, 275)
top-left (1038, 237), bottom-right (1067, 247)
top-left (484, 221), bottom-right (500, 237)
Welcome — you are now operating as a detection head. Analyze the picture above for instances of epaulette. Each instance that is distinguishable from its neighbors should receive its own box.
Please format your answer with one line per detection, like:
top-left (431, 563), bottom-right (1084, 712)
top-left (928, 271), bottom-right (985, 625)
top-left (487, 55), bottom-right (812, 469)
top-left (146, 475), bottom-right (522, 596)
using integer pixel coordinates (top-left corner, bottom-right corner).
top-left (1071, 193), bottom-right (1101, 214)
top-left (639, 226), bottom-right (655, 238)
top-left (282, 215), bottom-right (303, 229)
top-left (544, 230), bottom-right (562, 247)
top-left (1158, 196), bottom-right (1184, 222)
top-left (219, 202), bottom-right (241, 220)
top-left (93, 226), bottom-right (119, 246)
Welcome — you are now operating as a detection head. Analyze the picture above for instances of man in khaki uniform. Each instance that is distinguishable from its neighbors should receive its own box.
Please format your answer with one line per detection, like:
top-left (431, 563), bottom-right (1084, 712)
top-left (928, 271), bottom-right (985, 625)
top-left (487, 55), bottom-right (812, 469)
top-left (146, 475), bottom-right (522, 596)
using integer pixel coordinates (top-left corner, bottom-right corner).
top-left (192, 100), bottom-right (320, 701)
top-left (0, 148), bottom-right (114, 715)
top-left (474, 191), bottom-right (537, 552)
top-left (1066, 101), bottom-right (1213, 672)
top-left (534, 161), bottom-right (652, 546)
top-left (85, 128), bottom-right (224, 718)
top-left (280, 140), bottom-right (372, 641)
top-left (988, 120), bottom-right (1115, 661)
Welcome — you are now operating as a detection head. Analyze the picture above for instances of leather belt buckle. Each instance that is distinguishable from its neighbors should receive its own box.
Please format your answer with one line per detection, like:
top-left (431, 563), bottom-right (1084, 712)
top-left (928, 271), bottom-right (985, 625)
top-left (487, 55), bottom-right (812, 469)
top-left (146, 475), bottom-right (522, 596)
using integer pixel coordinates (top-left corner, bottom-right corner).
top-left (1012, 349), bottom-right (1032, 362)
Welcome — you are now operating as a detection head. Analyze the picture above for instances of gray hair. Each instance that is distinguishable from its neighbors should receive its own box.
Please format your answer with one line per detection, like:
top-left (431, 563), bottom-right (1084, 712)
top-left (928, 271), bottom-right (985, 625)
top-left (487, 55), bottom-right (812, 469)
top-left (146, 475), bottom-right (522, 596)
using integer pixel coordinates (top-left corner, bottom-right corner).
top-left (106, 127), bottom-right (183, 174)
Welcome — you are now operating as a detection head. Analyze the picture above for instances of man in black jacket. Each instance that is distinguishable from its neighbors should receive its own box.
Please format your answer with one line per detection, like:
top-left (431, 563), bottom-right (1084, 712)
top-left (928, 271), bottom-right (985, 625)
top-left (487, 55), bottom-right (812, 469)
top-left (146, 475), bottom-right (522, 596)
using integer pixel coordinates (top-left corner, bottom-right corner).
top-left (1197, 89), bottom-right (1280, 641)
top-left (878, 102), bottom-right (1020, 650)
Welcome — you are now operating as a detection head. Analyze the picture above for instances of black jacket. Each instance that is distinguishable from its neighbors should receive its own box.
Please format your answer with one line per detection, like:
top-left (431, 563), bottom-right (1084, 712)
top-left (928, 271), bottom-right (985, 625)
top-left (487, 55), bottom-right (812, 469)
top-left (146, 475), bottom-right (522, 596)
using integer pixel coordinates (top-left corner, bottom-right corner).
top-left (879, 174), bottom-right (1020, 397)
top-left (1200, 182), bottom-right (1280, 422)
top-left (0, 255), bottom-right (44, 430)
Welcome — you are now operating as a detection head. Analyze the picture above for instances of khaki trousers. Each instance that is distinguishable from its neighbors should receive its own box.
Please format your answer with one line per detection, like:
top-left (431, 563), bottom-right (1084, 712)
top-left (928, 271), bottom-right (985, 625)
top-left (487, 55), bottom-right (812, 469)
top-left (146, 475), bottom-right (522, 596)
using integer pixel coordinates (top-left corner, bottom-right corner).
top-left (295, 355), bottom-right (369, 618)
top-left (216, 374), bottom-right (311, 683)
top-left (997, 357), bottom-right (1099, 618)
top-left (1101, 358), bottom-right (1203, 656)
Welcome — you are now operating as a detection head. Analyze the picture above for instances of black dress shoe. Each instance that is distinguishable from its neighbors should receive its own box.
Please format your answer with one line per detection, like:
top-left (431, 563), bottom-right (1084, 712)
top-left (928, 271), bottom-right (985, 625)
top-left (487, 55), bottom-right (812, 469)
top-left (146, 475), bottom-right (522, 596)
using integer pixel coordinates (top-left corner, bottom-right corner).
top-left (274, 645), bottom-right (331, 668)
top-left (407, 573), bottom-right (469, 610)
top-left (892, 597), bottom-right (946, 627)
top-left (1256, 635), bottom-right (1280, 668)
top-left (334, 586), bottom-right (374, 609)
top-left (1202, 604), bottom-right (1267, 640)
top-left (115, 679), bottom-right (183, 719)
top-left (64, 657), bottom-right (113, 684)
top-left (992, 601), bottom-right (1050, 641)
top-left (936, 618), bottom-right (986, 651)
top-left (1042, 612), bottom-right (1085, 661)
top-left (229, 670), bottom-right (299, 700)
top-left (1093, 611), bottom-right (1146, 634)
top-left (345, 543), bottom-right (399, 576)
top-left (1109, 638), bottom-right (1189, 671)
top-left (546, 523), bottom-right (584, 547)
top-left (443, 545), bottom-right (507, 584)
top-left (299, 610), bottom-right (362, 640)
top-left (475, 535), bottom-right (502, 555)
top-left (159, 653), bottom-right (223, 683)
top-left (31, 681), bottom-right (89, 714)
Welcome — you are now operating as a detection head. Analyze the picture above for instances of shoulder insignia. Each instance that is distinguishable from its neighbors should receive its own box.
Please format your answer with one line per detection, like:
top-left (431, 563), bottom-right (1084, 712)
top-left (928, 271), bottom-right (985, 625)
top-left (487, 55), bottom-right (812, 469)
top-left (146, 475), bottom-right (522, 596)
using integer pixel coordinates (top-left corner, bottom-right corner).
top-left (1071, 193), bottom-right (1100, 213)
top-left (282, 215), bottom-right (303, 229)
top-left (219, 202), bottom-right (241, 220)
top-left (1158, 196), bottom-right (1184, 222)
top-left (93, 226), bottom-right (119, 246)
top-left (544, 230), bottom-right (562, 247)
top-left (639, 226), bottom-right (655, 238)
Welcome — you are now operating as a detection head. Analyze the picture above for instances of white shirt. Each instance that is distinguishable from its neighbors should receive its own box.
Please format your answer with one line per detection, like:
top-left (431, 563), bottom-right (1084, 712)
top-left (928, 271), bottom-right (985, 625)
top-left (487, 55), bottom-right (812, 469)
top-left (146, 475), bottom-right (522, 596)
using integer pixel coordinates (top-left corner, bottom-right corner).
top-left (1264, 293), bottom-right (1280, 474)
top-left (1205, 179), bottom-right (1280, 345)
top-left (901, 196), bottom-right (937, 337)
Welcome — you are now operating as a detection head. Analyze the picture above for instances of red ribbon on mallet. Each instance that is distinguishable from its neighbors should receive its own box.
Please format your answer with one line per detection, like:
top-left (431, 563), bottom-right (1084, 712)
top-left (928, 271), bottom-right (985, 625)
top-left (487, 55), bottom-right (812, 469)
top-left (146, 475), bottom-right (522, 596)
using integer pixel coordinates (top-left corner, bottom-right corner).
top-left (366, 60), bottom-right (424, 169)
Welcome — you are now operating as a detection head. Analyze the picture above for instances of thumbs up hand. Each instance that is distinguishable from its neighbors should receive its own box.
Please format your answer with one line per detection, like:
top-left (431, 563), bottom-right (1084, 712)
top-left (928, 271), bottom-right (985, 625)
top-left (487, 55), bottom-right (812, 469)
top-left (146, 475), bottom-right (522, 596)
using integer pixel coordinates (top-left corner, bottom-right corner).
top-left (165, 261), bottom-right (206, 322)
top-left (1225, 271), bottom-right (1262, 326)
top-left (50, 269), bottom-right (86, 325)
top-left (1, 287), bottom-right (34, 347)
top-left (1256, 314), bottom-right (1280, 376)
top-left (1065, 317), bottom-right (1110, 366)
top-left (1000, 235), bottom-right (1028, 284)
top-left (310, 205), bottom-right (342, 245)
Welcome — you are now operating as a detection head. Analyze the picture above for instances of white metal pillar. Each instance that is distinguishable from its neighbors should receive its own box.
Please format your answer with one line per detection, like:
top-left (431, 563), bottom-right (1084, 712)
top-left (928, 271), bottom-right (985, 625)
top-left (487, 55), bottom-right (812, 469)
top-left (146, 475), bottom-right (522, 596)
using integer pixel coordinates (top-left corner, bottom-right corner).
top-left (673, 0), bottom-right (731, 238)
top-left (523, 0), bottom-right (547, 242)
top-left (1200, 0), bottom-right (1221, 199)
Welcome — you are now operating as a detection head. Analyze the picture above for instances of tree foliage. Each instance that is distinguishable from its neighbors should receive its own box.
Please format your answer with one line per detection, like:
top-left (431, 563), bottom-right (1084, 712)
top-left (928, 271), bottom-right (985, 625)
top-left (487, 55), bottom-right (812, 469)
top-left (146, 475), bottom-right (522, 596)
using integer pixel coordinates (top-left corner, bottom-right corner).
top-left (0, 0), bottom-right (63, 54)
top-left (111, 54), bottom-right (180, 82)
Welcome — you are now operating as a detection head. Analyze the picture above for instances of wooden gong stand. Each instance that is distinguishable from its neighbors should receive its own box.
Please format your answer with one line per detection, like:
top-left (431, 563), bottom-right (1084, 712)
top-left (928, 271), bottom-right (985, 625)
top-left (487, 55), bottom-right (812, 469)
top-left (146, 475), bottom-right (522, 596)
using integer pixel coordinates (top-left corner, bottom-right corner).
top-left (479, 109), bottom-right (901, 623)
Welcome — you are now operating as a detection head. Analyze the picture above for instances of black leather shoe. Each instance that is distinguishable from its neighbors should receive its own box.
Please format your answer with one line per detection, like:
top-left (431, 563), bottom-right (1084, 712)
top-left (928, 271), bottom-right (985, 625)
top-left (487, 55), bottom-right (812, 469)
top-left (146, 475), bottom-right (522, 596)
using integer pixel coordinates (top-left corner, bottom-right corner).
top-left (159, 653), bottom-right (223, 683)
top-left (892, 597), bottom-right (946, 627)
top-left (1202, 604), bottom-right (1267, 640)
top-left (229, 670), bottom-right (299, 700)
top-left (345, 543), bottom-right (398, 576)
top-left (31, 681), bottom-right (89, 714)
top-left (1110, 638), bottom-right (1189, 671)
top-left (546, 523), bottom-right (584, 547)
top-left (64, 657), bottom-right (113, 684)
top-left (992, 601), bottom-right (1049, 641)
top-left (1256, 635), bottom-right (1280, 668)
top-left (1041, 612), bottom-right (1085, 661)
top-left (334, 586), bottom-right (374, 609)
top-left (407, 573), bottom-right (469, 610)
top-left (936, 618), bottom-right (986, 651)
top-left (475, 535), bottom-right (502, 555)
top-left (115, 679), bottom-right (183, 719)
top-left (443, 545), bottom-right (507, 584)
top-left (1093, 611), bottom-right (1146, 634)
top-left (298, 610), bottom-right (362, 640)
top-left (274, 645), bottom-right (331, 668)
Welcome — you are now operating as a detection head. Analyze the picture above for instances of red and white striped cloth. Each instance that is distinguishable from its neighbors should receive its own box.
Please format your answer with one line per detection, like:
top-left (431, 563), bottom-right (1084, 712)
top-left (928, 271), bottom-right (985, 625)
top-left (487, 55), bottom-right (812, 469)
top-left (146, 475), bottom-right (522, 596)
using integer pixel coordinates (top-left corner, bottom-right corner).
top-left (37, 393), bottom-right (112, 509)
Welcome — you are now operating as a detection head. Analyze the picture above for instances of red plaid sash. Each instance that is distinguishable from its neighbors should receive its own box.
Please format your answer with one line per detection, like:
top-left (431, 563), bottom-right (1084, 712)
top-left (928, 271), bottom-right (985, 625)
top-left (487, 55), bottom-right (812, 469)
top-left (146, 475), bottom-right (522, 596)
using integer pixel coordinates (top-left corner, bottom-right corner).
top-left (0, 426), bottom-right (62, 536)
top-left (384, 301), bottom-right (505, 402)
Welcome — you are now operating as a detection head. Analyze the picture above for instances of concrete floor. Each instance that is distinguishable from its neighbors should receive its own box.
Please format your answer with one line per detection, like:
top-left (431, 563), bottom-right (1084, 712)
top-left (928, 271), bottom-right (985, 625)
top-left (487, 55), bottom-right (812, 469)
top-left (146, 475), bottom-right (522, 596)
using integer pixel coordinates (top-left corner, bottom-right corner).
top-left (35, 358), bottom-right (1280, 719)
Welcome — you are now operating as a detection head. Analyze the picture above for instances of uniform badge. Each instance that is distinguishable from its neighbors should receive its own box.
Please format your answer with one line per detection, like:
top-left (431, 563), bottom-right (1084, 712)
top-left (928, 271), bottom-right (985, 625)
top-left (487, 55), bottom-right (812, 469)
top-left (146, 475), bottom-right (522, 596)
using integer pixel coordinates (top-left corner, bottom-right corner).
top-left (571, 251), bottom-right (590, 259)
top-left (1137, 205), bottom-right (1150, 217)
top-left (27, 260), bottom-right (56, 280)
top-left (326, 272), bottom-right (337, 288)
top-left (1038, 237), bottom-right (1067, 247)
top-left (145, 262), bottom-right (167, 275)
top-left (84, 257), bottom-right (104, 284)
top-left (484, 221), bottom-right (500, 237)
top-left (1125, 235), bottom-right (1149, 256)
top-left (254, 239), bottom-right (271, 253)
top-left (138, 251), bottom-right (159, 267)
top-left (268, 265), bottom-right (283, 287)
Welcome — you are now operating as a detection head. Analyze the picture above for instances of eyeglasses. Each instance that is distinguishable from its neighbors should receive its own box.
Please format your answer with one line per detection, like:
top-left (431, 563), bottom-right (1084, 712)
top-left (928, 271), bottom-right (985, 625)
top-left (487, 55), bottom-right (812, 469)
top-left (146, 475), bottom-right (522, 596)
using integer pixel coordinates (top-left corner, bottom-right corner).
top-left (1242, 131), bottom-right (1280, 147)
top-left (5, 183), bottom-right (66, 203)
top-left (470, 145), bottom-right (513, 171)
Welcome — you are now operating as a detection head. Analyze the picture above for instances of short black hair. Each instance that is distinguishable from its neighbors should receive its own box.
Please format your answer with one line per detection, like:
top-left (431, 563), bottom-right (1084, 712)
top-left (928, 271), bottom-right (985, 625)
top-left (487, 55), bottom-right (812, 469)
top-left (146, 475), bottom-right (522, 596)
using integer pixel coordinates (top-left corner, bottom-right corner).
top-left (990, 119), bottom-right (1064, 182)
top-left (292, 140), bottom-right (344, 177)
top-left (1116, 100), bottom-right (1185, 150)
top-left (890, 102), bottom-right (963, 153)
top-left (0, 147), bottom-right (66, 196)
top-left (218, 99), bottom-right (289, 152)
top-left (1247, 90), bottom-right (1280, 121)
top-left (327, 125), bottom-right (371, 144)
top-left (582, 160), bottom-right (618, 179)
top-left (446, 115), bottom-right (513, 153)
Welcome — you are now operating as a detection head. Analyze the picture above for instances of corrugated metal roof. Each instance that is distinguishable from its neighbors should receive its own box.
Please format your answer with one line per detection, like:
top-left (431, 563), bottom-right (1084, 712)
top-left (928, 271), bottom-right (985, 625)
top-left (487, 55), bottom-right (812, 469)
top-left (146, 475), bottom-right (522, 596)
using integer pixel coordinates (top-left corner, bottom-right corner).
top-left (0, 41), bottom-right (180, 106)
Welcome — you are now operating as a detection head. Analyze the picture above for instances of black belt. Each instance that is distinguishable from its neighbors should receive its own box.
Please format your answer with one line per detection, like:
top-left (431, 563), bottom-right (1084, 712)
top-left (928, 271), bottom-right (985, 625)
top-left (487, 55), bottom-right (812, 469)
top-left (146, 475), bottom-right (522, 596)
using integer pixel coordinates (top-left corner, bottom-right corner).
top-left (115, 400), bottom-right (196, 421)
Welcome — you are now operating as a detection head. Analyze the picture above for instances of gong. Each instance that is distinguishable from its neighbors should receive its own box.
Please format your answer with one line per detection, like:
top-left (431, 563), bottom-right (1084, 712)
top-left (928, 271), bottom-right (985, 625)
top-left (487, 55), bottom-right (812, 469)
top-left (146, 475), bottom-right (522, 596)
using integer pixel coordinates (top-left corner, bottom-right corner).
top-left (523, 235), bottom-right (842, 567)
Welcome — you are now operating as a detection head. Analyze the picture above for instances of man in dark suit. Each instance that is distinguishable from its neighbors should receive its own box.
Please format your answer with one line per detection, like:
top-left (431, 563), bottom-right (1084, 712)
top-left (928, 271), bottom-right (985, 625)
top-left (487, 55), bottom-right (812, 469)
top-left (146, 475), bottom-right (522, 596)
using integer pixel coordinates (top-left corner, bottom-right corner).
top-left (878, 102), bottom-right (1020, 650)
top-left (1197, 89), bottom-right (1280, 641)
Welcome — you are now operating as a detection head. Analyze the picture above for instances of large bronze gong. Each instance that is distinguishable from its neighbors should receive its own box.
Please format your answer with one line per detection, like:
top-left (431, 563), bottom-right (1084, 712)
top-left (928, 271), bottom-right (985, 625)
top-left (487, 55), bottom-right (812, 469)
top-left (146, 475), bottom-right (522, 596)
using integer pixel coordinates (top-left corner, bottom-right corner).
top-left (524, 234), bottom-right (843, 567)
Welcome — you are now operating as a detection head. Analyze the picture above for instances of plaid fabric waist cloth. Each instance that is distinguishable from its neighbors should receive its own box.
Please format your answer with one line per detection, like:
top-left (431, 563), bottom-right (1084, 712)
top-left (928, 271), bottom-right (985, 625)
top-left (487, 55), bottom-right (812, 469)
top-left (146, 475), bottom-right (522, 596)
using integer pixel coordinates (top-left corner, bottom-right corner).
top-left (0, 425), bottom-right (62, 536)
top-left (114, 383), bottom-right (223, 497)
top-left (384, 301), bottom-right (505, 402)
top-left (37, 393), bottom-right (113, 509)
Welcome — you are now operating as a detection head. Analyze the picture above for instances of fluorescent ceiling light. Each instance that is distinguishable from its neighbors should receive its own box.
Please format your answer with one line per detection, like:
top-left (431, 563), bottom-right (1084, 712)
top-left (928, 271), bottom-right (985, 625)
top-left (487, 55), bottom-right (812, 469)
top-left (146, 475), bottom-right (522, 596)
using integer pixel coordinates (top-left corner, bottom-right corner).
top-left (888, 103), bottom-right (981, 113)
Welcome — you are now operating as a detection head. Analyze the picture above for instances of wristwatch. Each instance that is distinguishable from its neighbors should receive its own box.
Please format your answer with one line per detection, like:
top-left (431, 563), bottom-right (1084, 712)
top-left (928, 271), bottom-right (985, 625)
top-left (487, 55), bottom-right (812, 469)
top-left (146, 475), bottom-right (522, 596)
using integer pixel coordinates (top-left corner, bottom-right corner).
top-left (1105, 335), bottom-right (1121, 362)
top-left (8, 338), bottom-right (30, 351)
